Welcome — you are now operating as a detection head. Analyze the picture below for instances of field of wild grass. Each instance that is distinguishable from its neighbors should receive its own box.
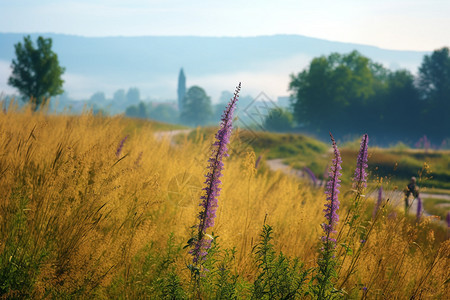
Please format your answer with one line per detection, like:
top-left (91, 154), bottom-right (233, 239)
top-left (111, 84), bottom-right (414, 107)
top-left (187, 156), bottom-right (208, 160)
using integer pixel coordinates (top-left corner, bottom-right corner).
top-left (1, 105), bottom-right (449, 299)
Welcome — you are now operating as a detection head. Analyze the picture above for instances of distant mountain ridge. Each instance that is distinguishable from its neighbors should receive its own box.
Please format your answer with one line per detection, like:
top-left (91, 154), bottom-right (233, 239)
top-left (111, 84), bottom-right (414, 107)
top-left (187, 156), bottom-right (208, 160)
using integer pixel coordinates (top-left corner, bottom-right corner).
top-left (0, 33), bottom-right (429, 100)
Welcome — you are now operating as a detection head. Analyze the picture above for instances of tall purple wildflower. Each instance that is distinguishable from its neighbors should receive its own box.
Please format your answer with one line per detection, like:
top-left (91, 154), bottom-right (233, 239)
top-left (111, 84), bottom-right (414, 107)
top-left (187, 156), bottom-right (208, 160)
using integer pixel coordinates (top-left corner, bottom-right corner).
top-left (446, 212), bottom-right (450, 228)
top-left (373, 185), bottom-right (383, 220)
top-left (116, 135), bottom-right (129, 158)
top-left (304, 166), bottom-right (318, 186)
top-left (134, 151), bottom-right (143, 167)
top-left (353, 134), bottom-right (368, 190)
top-left (322, 133), bottom-right (342, 246)
top-left (255, 155), bottom-right (262, 169)
top-left (190, 83), bottom-right (241, 264)
top-left (416, 197), bottom-right (423, 221)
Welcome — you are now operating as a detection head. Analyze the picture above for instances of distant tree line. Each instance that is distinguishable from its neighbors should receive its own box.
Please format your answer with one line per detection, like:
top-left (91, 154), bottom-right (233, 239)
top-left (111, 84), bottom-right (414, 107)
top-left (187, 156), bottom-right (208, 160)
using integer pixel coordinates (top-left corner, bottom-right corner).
top-left (289, 48), bottom-right (450, 145)
top-left (125, 101), bottom-right (179, 123)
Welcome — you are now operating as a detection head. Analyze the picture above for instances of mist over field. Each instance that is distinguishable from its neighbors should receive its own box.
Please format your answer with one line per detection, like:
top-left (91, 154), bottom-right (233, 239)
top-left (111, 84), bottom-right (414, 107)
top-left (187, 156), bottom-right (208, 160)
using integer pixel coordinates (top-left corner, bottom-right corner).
top-left (0, 33), bottom-right (427, 101)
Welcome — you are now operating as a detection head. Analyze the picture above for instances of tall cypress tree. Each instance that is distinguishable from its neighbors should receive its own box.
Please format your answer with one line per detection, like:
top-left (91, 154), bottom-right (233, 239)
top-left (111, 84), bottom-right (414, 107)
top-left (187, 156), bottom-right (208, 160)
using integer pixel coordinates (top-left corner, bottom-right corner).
top-left (177, 68), bottom-right (186, 111)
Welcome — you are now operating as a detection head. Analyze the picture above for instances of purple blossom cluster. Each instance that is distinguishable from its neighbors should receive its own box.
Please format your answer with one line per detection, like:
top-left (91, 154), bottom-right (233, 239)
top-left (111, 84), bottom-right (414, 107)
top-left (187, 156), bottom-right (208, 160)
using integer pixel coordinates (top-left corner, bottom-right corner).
top-left (372, 185), bottom-right (383, 220)
top-left (134, 151), bottom-right (143, 167)
top-left (415, 135), bottom-right (431, 151)
top-left (353, 134), bottom-right (368, 190)
top-left (116, 135), bottom-right (129, 158)
top-left (416, 197), bottom-right (423, 221)
top-left (303, 166), bottom-right (318, 186)
top-left (322, 133), bottom-right (342, 245)
top-left (255, 155), bottom-right (262, 169)
top-left (190, 83), bottom-right (241, 263)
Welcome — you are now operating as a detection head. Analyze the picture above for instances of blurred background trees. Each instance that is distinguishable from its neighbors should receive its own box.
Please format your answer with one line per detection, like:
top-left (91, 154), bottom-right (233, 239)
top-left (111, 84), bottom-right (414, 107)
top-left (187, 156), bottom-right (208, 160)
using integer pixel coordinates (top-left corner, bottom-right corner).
top-left (418, 47), bottom-right (450, 135)
top-left (263, 108), bottom-right (294, 132)
top-left (180, 86), bottom-right (212, 126)
top-left (289, 48), bottom-right (450, 144)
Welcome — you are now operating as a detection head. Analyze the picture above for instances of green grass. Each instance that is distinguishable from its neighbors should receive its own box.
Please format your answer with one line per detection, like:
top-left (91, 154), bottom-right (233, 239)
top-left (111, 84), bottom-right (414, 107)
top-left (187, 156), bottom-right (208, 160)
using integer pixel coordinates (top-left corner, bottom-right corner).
top-left (177, 128), bottom-right (329, 176)
top-left (237, 130), bottom-right (328, 159)
top-left (366, 149), bottom-right (450, 190)
top-left (422, 188), bottom-right (450, 196)
top-left (174, 127), bottom-right (450, 190)
top-left (423, 197), bottom-right (450, 221)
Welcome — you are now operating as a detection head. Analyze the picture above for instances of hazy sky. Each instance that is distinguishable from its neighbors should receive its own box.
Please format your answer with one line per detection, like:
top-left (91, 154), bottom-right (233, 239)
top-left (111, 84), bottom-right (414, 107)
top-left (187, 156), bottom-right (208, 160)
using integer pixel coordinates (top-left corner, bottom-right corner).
top-left (1, 0), bottom-right (449, 51)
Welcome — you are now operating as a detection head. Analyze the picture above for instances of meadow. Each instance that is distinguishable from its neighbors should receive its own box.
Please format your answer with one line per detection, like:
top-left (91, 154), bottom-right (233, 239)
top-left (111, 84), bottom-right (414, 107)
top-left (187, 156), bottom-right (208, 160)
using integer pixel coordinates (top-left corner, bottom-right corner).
top-left (0, 103), bottom-right (449, 299)
top-left (181, 127), bottom-right (450, 216)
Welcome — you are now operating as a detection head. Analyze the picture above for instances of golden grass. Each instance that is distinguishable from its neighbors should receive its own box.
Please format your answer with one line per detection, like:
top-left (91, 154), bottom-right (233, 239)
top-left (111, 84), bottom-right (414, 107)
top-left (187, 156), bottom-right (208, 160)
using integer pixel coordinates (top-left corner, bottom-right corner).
top-left (0, 106), bottom-right (449, 298)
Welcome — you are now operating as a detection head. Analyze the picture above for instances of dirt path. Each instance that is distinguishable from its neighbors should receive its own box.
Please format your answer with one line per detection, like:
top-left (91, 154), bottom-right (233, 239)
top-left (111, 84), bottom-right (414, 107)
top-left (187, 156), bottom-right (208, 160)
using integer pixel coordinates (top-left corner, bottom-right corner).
top-left (266, 158), bottom-right (448, 224)
top-left (153, 129), bottom-right (192, 146)
top-left (266, 158), bottom-right (304, 177)
top-left (420, 193), bottom-right (450, 201)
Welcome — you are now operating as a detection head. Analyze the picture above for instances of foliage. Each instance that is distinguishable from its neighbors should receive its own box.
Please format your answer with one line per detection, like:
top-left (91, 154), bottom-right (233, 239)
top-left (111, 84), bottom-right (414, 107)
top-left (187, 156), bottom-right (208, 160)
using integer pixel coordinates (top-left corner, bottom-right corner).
top-left (289, 51), bottom-right (379, 133)
top-left (89, 91), bottom-right (106, 103)
top-left (289, 49), bottom-right (450, 144)
top-left (125, 101), bottom-right (179, 124)
top-left (0, 189), bottom-right (50, 298)
top-left (417, 47), bottom-right (450, 137)
top-left (177, 68), bottom-right (186, 111)
top-left (126, 87), bottom-right (141, 105)
top-left (148, 103), bottom-right (179, 123)
top-left (263, 107), bottom-right (294, 132)
top-left (8, 35), bottom-right (65, 111)
top-left (180, 86), bottom-right (213, 126)
top-left (251, 225), bottom-right (308, 299)
top-left (422, 197), bottom-right (450, 221)
top-left (107, 235), bottom-right (186, 299)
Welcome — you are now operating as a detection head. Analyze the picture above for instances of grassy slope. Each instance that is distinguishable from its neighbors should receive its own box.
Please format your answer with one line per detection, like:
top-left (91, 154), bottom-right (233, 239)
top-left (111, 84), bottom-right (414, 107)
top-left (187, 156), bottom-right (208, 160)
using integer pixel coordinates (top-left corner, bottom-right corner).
top-left (178, 128), bottom-right (450, 221)
top-left (423, 197), bottom-right (450, 220)
top-left (182, 128), bottom-right (450, 189)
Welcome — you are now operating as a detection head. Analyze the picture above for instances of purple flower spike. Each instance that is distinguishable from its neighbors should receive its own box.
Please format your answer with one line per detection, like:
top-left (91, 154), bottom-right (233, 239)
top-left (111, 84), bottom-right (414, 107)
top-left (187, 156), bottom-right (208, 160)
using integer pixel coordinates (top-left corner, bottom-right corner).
top-left (416, 197), bottom-right (423, 221)
top-left (116, 135), bottom-right (129, 158)
top-left (134, 151), bottom-right (143, 167)
top-left (255, 155), bottom-right (262, 169)
top-left (373, 185), bottom-right (383, 220)
top-left (190, 83), bottom-right (241, 264)
top-left (446, 212), bottom-right (450, 228)
top-left (353, 134), bottom-right (369, 190)
top-left (304, 166), bottom-right (318, 186)
top-left (321, 133), bottom-right (342, 246)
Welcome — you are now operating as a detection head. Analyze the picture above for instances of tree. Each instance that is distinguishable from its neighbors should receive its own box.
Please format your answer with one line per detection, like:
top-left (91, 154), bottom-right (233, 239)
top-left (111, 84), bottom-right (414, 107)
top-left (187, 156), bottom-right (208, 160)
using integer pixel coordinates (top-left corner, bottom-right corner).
top-left (89, 92), bottom-right (106, 103)
top-left (180, 86), bottom-right (212, 126)
top-left (148, 103), bottom-right (179, 123)
top-left (113, 89), bottom-right (126, 102)
top-left (218, 90), bottom-right (233, 104)
top-left (125, 102), bottom-right (148, 119)
top-left (263, 108), bottom-right (294, 132)
top-left (375, 70), bottom-right (420, 136)
top-left (177, 68), bottom-right (186, 111)
top-left (418, 47), bottom-right (450, 103)
top-left (126, 88), bottom-right (141, 105)
top-left (8, 35), bottom-right (65, 110)
top-left (417, 47), bottom-right (450, 135)
top-left (289, 51), bottom-right (382, 134)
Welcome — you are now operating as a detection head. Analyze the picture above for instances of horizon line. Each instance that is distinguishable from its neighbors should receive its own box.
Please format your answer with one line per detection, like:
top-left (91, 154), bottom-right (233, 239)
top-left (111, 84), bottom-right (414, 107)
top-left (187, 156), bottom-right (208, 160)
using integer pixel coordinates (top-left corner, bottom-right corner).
top-left (0, 31), bottom-right (434, 53)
